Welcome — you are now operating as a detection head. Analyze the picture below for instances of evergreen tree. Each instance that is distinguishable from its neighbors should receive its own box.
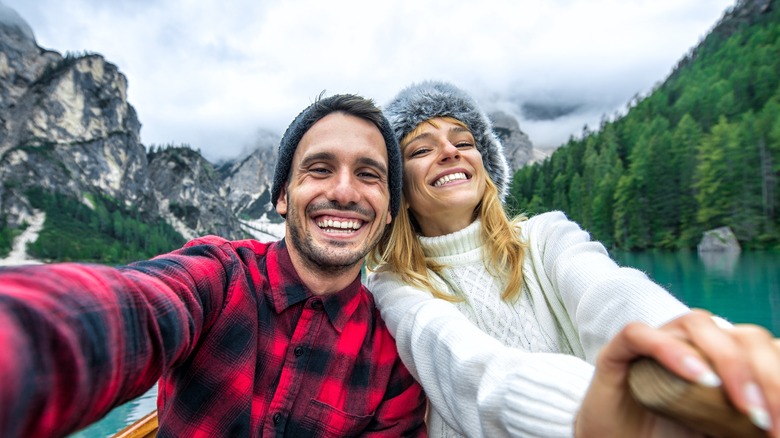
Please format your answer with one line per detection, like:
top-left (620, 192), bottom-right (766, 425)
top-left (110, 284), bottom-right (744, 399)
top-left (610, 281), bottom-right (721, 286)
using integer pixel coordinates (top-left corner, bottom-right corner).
top-left (694, 117), bottom-right (739, 229)
top-left (510, 4), bottom-right (780, 250)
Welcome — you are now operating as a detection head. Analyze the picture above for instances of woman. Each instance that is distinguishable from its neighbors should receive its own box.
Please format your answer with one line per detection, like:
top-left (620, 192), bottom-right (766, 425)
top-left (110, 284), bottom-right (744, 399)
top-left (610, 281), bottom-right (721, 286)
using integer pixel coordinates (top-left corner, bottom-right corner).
top-left (367, 80), bottom-right (780, 437)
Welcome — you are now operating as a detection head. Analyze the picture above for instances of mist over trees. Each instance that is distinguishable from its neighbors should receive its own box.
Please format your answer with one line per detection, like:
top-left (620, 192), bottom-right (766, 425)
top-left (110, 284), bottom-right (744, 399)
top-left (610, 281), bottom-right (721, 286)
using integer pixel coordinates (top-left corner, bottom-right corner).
top-left (510, 4), bottom-right (780, 250)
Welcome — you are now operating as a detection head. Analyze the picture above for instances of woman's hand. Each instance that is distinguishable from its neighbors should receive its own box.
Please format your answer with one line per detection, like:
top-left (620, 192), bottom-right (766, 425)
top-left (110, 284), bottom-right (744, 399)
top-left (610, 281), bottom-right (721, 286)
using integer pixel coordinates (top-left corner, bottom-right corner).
top-left (575, 309), bottom-right (780, 438)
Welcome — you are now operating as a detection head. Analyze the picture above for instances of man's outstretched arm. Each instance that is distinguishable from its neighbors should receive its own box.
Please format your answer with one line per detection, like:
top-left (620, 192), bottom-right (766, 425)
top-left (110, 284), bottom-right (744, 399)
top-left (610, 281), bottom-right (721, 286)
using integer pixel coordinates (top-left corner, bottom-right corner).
top-left (0, 241), bottom-right (232, 438)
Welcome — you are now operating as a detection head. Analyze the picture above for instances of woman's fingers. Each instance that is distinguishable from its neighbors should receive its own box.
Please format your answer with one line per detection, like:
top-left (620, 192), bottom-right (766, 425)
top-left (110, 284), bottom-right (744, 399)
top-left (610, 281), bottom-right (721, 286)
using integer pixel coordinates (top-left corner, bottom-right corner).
top-left (728, 325), bottom-right (780, 435)
top-left (654, 311), bottom-right (780, 436)
top-left (581, 311), bottom-right (780, 437)
top-left (609, 319), bottom-right (719, 388)
top-left (578, 321), bottom-right (710, 437)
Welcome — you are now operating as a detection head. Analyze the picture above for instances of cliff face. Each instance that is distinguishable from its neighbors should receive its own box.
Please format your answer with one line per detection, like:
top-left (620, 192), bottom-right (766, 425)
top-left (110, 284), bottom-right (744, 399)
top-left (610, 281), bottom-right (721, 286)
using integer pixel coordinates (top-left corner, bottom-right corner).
top-left (489, 110), bottom-right (537, 171)
top-left (217, 130), bottom-right (281, 223)
top-left (0, 18), bottom-right (152, 225)
top-left (0, 17), bottom-right (243, 241)
top-left (148, 146), bottom-right (244, 240)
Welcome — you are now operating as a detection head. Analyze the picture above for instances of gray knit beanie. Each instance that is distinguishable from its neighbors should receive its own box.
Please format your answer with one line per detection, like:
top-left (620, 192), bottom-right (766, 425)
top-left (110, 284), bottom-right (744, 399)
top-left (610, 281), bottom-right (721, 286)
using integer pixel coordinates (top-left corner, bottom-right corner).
top-left (271, 93), bottom-right (403, 219)
top-left (384, 80), bottom-right (511, 202)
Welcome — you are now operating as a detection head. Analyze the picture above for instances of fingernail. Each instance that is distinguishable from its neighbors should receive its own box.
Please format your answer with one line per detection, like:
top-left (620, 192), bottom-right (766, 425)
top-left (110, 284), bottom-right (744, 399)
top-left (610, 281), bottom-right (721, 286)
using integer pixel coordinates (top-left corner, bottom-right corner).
top-left (682, 356), bottom-right (721, 387)
top-left (749, 407), bottom-right (771, 431)
top-left (744, 382), bottom-right (772, 431)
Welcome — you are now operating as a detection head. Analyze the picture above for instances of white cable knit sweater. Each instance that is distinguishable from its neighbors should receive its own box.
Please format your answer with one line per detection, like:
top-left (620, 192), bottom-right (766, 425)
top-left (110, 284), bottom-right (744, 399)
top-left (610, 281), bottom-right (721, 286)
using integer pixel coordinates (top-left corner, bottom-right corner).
top-left (366, 211), bottom-right (691, 437)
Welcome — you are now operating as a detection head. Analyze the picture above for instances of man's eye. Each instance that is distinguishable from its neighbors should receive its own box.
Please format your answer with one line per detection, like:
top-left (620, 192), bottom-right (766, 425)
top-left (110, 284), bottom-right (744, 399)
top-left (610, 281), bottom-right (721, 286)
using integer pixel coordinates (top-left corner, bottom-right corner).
top-left (358, 171), bottom-right (380, 179)
top-left (455, 142), bottom-right (474, 149)
top-left (310, 167), bottom-right (330, 174)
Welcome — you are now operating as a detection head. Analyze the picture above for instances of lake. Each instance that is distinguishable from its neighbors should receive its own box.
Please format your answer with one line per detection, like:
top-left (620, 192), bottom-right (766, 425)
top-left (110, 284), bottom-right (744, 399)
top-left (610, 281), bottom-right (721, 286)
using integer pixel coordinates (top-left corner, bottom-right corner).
top-left (611, 250), bottom-right (780, 336)
top-left (69, 249), bottom-right (780, 437)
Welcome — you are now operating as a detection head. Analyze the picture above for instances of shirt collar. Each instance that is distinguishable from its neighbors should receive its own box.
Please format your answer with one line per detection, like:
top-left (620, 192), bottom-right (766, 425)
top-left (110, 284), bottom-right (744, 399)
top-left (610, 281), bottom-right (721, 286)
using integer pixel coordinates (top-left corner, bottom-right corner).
top-left (266, 240), bottom-right (363, 333)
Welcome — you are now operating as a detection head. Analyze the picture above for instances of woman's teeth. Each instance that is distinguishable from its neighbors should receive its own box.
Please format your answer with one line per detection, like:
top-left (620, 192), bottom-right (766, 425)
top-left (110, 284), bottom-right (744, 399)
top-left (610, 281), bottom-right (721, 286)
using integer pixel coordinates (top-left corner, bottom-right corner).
top-left (434, 172), bottom-right (467, 187)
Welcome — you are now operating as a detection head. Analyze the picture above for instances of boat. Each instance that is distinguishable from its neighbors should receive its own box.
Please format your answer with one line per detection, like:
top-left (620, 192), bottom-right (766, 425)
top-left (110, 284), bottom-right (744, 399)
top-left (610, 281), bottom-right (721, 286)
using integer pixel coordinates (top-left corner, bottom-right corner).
top-left (111, 409), bottom-right (158, 438)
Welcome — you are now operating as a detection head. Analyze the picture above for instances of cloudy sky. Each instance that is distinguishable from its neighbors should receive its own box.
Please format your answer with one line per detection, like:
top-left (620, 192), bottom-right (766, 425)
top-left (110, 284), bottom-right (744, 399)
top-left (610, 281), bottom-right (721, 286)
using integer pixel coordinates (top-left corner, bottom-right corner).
top-left (2, 0), bottom-right (734, 162)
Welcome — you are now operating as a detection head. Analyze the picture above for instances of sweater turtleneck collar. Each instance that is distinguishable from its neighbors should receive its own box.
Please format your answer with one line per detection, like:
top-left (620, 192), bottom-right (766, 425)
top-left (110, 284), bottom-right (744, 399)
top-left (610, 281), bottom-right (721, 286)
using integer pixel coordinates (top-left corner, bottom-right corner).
top-left (418, 219), bottom-right (483, 258)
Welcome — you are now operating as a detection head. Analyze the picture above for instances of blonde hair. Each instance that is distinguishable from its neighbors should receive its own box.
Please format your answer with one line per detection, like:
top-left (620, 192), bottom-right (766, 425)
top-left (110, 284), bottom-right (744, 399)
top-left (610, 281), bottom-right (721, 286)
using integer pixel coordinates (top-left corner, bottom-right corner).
top-left (369, 117), bottom-right (527, 302)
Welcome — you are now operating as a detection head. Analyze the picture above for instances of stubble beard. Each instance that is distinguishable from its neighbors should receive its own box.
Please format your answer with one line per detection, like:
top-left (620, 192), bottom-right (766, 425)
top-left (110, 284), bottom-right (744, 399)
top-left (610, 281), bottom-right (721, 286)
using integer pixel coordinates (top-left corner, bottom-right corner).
top-left (286, 202), bottom-right (384, 276)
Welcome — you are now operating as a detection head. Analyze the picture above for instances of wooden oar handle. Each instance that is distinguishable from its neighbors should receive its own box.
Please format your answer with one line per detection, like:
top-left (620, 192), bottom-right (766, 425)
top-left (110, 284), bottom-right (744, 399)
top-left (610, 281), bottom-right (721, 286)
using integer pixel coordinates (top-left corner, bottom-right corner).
top-left (628, 357), bottom-right (765, 438)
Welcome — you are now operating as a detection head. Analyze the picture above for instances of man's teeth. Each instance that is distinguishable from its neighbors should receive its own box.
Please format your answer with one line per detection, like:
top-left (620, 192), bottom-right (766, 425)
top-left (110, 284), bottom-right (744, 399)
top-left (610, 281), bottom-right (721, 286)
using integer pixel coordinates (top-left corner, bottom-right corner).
top-left (317, 219), bottom-right (362, 231)
top-left (434, 172), bottom-right (467, 187)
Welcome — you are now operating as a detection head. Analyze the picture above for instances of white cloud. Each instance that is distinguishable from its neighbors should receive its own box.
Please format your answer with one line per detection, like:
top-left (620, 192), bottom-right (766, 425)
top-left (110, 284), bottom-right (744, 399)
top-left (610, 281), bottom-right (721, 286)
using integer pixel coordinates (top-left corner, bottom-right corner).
top-left (2, 0), bottom-right (734, 160)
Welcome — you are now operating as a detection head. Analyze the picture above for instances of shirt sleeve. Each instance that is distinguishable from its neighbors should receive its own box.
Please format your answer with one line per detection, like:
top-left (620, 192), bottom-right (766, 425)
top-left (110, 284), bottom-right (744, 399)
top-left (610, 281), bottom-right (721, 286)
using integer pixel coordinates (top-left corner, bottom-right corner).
top-left (0, 239), bottom-right (233, 438)
top-left (524, 211), bottom-right (691, 363)
top-left (366, 271), bottom-right (594, 438)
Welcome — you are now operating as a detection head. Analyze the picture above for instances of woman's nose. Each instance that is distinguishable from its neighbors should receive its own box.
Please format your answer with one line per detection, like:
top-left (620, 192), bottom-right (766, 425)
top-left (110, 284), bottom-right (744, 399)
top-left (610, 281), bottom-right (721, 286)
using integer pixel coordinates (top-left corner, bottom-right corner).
top-left (439, 142), bottom-right (460, 161)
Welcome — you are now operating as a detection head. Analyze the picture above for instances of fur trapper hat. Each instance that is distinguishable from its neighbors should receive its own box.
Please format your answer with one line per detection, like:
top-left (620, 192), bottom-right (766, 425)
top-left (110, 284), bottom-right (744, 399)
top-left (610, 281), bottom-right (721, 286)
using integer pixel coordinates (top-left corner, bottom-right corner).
top-left (384, 80), bottom-right (510, 201)
top-left (271, 93), bottom-right (403, 219)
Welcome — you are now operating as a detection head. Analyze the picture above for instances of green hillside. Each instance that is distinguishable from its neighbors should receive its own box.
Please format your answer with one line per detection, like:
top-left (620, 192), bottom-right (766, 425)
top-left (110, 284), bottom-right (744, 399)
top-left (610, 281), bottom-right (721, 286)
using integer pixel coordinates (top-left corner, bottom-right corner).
top-left (510, 2), bottom-right (780, 250)
top-left (24, 187), bottom-right (185, 264)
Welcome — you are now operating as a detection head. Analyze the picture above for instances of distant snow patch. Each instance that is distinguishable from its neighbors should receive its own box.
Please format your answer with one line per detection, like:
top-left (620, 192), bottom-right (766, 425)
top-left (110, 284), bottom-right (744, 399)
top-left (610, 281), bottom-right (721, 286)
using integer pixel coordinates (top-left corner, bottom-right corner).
top-left (0, 209), bottom-right (45, 266)
top-left (241, 215), bottom-right (285, 243)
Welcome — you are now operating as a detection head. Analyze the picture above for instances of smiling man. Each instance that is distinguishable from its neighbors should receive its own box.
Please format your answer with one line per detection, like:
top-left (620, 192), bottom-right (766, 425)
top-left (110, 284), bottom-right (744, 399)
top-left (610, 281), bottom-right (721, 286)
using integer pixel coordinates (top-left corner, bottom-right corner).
top-left (0, 94), bottom-right (426, 437)
top-left (273, 108), bottom-right (394, 289)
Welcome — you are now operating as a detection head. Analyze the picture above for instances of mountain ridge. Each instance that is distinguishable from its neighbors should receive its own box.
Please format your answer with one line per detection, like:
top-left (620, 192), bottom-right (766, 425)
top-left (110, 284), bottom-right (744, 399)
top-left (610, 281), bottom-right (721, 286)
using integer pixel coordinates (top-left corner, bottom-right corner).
top-left (1, 0), bottom-right (743, 261)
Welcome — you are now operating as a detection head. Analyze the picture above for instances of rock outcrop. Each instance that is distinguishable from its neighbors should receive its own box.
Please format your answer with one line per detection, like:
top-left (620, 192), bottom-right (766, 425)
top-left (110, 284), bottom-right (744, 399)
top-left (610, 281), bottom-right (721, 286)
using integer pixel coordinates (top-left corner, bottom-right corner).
top-left (698, 226), bottom-right (742, 253)
top-left (217, 130), bottom-right (281, 223)
top-left (489, 111), bottom-right (534, 172)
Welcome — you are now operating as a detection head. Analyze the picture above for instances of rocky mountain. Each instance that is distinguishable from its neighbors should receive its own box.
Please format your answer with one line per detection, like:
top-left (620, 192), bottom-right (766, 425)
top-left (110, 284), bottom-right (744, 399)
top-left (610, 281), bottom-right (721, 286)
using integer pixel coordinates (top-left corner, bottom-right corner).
top-left (489, 110), bottom-right (546, 170)
top-left (0, 4), bottom-right (543, 261)
top-left (148, 145), bottom-right (243, 241)
top-left (217, 130), bottom-right (280, 222)
top-left (0, 14), bottom-right (245, 249)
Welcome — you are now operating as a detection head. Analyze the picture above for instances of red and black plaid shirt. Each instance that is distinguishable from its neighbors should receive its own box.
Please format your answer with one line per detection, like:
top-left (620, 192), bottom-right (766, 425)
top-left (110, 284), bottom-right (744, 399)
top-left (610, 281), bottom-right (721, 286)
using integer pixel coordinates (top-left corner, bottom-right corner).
top-left (0, 236), bottom-right (426, 437)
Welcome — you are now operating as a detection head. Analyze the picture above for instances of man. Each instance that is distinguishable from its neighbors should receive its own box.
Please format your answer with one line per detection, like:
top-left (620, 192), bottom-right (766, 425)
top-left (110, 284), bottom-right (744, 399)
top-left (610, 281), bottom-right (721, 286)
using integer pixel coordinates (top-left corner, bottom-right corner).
top-left (0, 94), bottom-right (426, 437)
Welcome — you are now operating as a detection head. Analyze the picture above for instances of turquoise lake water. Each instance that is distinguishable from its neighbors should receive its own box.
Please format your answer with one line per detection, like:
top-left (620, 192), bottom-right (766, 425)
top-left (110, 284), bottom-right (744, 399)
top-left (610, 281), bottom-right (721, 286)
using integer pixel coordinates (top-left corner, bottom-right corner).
top-left (69, 250), bottom-right (780, 437)
top-left (611, 250), bottom-right (780, 336)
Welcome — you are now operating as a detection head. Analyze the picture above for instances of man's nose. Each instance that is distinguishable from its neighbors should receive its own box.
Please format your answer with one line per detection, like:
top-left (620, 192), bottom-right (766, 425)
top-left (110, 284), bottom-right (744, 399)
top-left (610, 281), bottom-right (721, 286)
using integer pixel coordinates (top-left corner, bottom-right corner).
top-left (328, 170), bottom-right (361, 205)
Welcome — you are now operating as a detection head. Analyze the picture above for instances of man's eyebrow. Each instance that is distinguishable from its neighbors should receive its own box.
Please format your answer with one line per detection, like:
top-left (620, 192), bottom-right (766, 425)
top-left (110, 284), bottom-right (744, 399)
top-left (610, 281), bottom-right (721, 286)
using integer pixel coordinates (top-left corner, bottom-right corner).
top-left (299, 151), bottom-right (336, 168)
top-left (299, 151), bottom-right (388, 175)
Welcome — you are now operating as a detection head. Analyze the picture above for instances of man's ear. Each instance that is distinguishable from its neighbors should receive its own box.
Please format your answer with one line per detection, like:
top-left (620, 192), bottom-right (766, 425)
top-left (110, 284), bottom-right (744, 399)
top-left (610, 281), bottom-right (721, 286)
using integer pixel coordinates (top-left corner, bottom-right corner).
top-left (276, 184), bottom-right (288, 216)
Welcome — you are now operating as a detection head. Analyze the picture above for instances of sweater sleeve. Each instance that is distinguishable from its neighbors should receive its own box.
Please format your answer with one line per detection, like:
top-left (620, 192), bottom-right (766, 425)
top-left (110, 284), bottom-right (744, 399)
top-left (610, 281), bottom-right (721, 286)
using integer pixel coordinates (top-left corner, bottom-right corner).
top-left (524, 211), bottom-right (692, 363)
top-left (366, 271), bottom-right (595, 438)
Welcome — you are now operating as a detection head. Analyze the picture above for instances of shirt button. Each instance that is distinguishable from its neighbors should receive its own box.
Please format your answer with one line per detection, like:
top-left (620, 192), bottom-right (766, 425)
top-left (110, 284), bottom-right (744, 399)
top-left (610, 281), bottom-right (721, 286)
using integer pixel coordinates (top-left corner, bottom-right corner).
top-left (294, 346), bottom-right (304, 357)
top-left (273, 413), bottom-right (281, 424)
top-left (311, 299), bottom-right (323, 310)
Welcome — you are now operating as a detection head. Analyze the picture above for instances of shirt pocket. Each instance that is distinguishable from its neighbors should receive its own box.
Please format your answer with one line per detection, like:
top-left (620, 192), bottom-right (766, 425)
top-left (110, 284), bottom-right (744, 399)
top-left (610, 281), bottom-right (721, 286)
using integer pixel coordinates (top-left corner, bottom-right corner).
top-left (299, 398), bottom-right (375, 437)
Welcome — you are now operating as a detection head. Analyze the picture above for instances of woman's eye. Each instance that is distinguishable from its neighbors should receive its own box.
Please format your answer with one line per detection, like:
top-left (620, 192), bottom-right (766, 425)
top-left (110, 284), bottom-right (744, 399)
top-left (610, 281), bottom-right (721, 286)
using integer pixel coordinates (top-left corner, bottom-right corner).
top-left (409, 148), bottom-right (430, 158)
top-left (456, 142), bottom-right (474, 149)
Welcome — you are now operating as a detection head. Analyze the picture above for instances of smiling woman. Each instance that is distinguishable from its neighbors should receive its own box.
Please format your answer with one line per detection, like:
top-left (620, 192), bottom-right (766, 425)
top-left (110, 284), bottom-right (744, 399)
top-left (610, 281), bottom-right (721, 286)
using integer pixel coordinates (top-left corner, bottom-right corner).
top-left (400, 117), bottom-right (488, 237)
top-left (366, 80), bottom-right (780, 438)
